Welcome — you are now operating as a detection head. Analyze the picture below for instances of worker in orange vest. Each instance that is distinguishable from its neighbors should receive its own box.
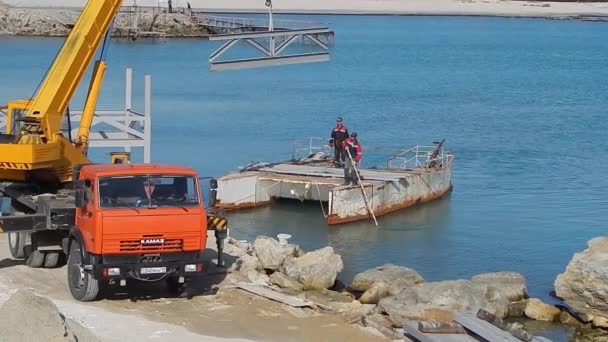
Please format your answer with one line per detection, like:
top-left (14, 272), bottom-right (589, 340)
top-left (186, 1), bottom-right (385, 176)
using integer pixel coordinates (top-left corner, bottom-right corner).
top-left (342, 132), bottom-right (362, 185)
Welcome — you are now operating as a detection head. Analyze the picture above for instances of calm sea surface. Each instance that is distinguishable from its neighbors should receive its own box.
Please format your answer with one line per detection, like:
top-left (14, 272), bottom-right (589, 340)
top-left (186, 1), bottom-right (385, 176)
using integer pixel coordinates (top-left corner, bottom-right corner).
top-left (2, 15), bottom-right (608, 340)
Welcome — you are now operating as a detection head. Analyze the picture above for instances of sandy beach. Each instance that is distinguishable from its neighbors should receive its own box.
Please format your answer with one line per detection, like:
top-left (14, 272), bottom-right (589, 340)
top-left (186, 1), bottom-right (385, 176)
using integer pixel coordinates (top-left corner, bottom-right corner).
top-left (2, 0), bottom-right (608, 17)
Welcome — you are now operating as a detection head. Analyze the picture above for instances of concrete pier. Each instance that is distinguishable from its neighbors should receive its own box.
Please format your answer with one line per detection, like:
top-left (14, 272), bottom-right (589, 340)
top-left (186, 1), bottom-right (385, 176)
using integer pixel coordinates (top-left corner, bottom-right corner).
top-left (214, 143), bottom-right (454, 225)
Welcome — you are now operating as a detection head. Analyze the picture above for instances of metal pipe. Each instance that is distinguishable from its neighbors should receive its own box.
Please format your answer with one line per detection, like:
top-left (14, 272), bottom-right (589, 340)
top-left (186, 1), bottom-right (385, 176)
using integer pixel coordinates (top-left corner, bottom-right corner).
top-left (144, 74), bottom-right (151, 163)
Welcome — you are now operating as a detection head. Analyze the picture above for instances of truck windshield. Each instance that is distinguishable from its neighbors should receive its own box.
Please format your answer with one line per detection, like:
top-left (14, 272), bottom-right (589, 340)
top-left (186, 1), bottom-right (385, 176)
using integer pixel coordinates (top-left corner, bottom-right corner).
top-left (98, 175), bottom-right (200, 209)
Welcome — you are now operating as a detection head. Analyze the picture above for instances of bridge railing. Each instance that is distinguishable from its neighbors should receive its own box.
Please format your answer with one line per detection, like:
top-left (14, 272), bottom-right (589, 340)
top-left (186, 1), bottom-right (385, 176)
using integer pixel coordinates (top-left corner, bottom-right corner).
top-left (198, 14), bottom-right (329, 30)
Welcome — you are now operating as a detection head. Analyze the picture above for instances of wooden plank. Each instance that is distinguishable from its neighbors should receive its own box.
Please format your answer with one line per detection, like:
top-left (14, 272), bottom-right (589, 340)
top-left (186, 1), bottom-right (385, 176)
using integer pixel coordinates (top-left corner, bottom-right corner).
top-left (363, 316), bottom-right (403, 340)
top-left (403, 321), bottom-right (478, 342)
top-left (454, 312), bottom-right (519, 342)
top-left (418, 321), bottom-right (467, 334)
top-left (235, 283), bottom-right (315, 308)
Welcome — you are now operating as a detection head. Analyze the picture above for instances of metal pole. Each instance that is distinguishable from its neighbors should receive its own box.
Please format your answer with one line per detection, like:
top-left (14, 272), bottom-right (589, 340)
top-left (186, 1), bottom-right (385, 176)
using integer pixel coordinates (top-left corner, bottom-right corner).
top-left (125, 68), bottom-right (132, 111)
top-left (124, 68), bottom-right (133, 153)
top-left (144, 74), bottom-right (151, 163)
top-left (266, 0), bottom-right (275, 56)
top-left (345, 149), bottom-right (378, 227)
top-left (309, 138), bottom-right (312, 155)
top-left (133, 0), bottom-right (139, 34)
top-left (268, 2), bottom-right (274, 32)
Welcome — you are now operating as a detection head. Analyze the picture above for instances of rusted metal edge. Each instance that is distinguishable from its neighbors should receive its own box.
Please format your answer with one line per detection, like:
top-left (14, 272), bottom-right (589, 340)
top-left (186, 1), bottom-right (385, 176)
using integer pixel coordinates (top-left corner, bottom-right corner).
top-left (327, 185), bottom-right (453, 225)
top-left (213, 200), bottom-right (272, 211)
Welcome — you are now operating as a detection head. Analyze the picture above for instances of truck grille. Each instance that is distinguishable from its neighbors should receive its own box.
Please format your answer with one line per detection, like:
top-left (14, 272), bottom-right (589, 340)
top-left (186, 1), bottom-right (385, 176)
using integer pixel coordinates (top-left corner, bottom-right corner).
top-left (119, 235), bottom-right (183, 253)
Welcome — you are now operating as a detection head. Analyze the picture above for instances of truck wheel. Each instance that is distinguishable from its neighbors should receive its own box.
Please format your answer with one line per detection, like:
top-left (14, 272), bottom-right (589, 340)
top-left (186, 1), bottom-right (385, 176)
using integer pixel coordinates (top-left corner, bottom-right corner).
top-left (67, 241), bottom-right (99, 302)
top-left (44, 252), bottom-right (60, 268)
top-left (25, 250), bottom-right (45, 268)
top-left (8, 232), bottom-right (26, 259)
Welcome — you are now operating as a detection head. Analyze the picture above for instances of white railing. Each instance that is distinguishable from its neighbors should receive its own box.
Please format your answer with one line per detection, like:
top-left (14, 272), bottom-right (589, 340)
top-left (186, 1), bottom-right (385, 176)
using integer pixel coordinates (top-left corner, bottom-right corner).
top-left (199, 15), bottom-right (329, 30)
top-left (387, 145), bottom-right (454, 170)
top-left (292, 137), bottom-right (332, 160)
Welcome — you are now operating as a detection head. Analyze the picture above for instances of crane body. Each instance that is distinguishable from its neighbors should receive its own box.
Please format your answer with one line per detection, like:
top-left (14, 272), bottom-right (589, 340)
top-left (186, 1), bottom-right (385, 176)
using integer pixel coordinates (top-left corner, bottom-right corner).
top-left (0, 0), bottom-right (227, 301)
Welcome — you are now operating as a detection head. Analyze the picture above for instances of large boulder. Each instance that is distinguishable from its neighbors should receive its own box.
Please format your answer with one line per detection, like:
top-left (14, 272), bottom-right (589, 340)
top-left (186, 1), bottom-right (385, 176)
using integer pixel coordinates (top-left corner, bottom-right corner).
top-left (351, 264), bottom-right (424, 296)
top-left (576, 328), bottom-right (608, 342)
top-left (359, 282), bottom-right (390, 304)
top-left (224, 238), bottom-right (269, 285)
top-left (508, 300), bottom-right (527, 317)
top-left (252, 236), bottom-right (297, 271)
top-left (235, 253), bottom-right (269, 285)
top-left (0, 289), bottom-right (99, 341)
top-left (471, 272), bottom-right (527, 302)
top-left (559, 311), bottom-right (583, 326)
top-left (269, 272), bottom-right (303, 292)
top-left (555, 237), bottom-right (608, 323)
top-left (281, 247), bottom-right (343, 290)
top-left (378, 279), bottom-right (509, 325)
top-left (224, 237), bottom-right (252, 258)
top-left (524, 298), bottom-right (560, 322)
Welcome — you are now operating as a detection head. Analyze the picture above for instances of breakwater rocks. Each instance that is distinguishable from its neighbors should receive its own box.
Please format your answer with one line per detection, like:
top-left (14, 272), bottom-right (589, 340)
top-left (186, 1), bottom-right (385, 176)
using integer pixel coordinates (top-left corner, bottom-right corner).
top-left (0, 5), bottom-right (209, 37)
top-left (225, 235), bottom-right (591, 339)
top-left (554, 237), bottom-right (608, 340)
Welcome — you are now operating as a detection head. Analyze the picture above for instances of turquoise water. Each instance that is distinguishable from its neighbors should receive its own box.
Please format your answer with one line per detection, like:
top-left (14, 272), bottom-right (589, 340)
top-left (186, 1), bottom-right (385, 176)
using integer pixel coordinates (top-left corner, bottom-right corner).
top-left (2, 15), bottom-right (608, 340)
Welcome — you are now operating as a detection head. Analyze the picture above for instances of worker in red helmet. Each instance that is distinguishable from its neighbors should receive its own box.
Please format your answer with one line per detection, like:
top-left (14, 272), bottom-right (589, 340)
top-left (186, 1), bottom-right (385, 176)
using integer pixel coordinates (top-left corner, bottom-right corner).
top-left (342, 132), bottom-right (362, 185)
top-left (329, 116), bottom-right (349, 168)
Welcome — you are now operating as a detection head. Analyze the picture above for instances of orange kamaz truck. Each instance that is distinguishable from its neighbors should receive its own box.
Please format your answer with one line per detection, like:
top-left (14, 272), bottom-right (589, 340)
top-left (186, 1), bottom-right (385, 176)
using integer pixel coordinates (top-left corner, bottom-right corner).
top-left (0, 0), bottom-right (226, 301)
top-left (1, 163), bottom-right (226, 301)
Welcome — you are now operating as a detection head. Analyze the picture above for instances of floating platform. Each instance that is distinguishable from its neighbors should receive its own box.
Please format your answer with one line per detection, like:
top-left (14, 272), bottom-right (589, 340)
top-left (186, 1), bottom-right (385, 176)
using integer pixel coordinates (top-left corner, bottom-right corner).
top-left (213, 140), bottom-right (454, 225)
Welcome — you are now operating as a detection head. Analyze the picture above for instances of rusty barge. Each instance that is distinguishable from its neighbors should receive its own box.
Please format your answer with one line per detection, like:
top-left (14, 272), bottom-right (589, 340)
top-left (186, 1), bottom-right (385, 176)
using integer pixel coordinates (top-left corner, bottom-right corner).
top-left (212, 138), bottom-right (454, 225)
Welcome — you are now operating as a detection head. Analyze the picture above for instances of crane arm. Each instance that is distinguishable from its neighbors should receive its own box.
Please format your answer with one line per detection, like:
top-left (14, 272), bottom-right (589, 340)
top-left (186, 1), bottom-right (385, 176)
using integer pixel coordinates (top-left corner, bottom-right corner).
top-left (77, 60), bottom-right (107, 152)
top-left (25, 0), bottom-right (123, 142)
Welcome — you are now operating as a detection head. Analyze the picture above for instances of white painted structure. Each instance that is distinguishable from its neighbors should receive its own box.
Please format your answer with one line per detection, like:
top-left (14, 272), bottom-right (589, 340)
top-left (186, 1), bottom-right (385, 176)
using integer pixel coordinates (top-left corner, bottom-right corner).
top-left (0, 68), bottom-right (151, 163)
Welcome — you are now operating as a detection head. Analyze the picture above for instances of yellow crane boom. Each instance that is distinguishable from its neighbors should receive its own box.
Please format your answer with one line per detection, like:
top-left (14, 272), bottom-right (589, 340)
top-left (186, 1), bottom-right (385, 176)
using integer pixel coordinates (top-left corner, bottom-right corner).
top-left (0, 0), bottom-right (123, 183)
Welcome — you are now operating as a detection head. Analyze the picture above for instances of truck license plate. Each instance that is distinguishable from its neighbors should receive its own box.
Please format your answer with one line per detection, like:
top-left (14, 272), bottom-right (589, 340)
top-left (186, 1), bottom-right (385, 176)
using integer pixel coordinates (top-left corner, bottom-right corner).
top-left (140, 267), bottom-right (166, 274)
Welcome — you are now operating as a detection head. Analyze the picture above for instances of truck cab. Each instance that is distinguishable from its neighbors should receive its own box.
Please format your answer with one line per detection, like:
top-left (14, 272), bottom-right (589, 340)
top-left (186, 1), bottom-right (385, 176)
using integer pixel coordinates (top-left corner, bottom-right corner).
top-left (67, 163), bottom-right (221, 301)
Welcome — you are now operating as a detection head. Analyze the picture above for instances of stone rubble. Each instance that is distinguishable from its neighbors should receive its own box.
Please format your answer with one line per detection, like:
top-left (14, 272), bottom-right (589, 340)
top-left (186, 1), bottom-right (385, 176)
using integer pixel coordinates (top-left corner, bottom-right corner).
top-left (223, 235), bottom-right (561, 339)
top-left (0, 231), bottom-right (585, 341)
top-left (0, 5), bottom-right (208, 37)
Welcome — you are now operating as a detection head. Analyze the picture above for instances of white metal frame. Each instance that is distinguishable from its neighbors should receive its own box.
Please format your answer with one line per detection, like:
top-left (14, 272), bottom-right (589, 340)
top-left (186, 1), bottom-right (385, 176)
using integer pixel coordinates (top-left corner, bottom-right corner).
top-left (292, 137), bottom-right (332, 160)
top-left (208, 28), bottom-right (333, 71)
top-left (387, 145), bottom-right (454, 170)
top-left (0, 68), bottom-right (152, 163)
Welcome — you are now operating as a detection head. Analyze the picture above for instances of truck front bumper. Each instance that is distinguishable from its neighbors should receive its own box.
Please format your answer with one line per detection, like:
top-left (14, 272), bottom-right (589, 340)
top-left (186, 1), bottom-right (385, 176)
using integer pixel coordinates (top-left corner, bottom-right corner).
top-left (88, 251), bottom-right (204, 280)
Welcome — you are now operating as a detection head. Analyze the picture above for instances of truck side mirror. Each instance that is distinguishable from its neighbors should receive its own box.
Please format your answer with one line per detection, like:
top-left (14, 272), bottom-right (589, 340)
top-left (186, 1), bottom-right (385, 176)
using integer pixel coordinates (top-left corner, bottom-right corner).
top-left (75, 188), bottom-right (85, 208)
top-left (74, 179), bottom-right (91, 208)
top-left (208, 179), bottom-right (218, 207)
